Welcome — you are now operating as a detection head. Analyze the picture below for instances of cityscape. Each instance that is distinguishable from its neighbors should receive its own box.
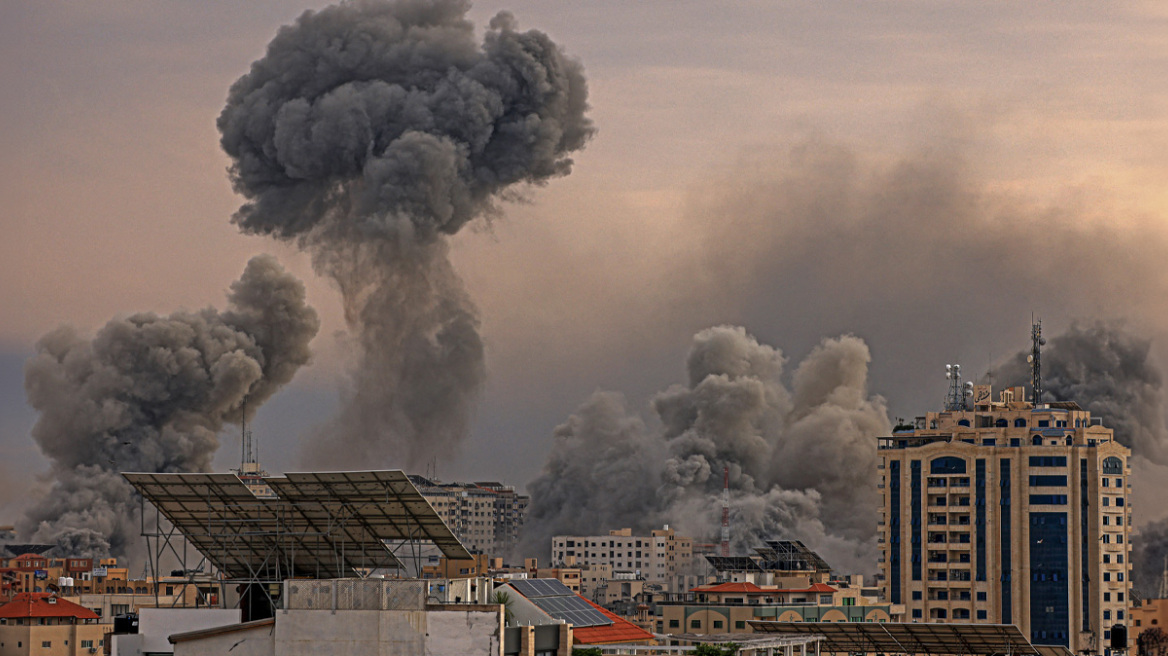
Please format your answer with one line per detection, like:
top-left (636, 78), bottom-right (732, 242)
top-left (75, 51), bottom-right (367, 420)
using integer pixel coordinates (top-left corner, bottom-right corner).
top-left (3, 2), bottom-right (1168, 656)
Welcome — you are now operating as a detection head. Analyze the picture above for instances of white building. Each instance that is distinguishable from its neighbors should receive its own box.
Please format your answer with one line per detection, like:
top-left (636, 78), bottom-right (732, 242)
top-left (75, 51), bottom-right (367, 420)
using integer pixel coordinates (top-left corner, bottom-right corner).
top-left (551, 526), bottom-right (694, 593)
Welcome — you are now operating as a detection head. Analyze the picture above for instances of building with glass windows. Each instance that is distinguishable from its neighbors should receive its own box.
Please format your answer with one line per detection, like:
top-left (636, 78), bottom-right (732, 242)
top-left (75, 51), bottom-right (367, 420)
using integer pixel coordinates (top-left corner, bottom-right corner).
top-left (877, 385), bottom-right (1132, 655)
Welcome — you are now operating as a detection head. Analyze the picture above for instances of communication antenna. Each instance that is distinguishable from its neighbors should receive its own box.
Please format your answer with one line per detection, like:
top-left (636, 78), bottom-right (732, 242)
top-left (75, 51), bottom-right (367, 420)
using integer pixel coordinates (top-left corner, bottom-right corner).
top-left (1028, 319), bottom-right (1046, 405)
top-left (240, 397), bottom-right (255, 468)
top-left (721, 466), bottom-right (730, 557)
top-left (1159, 554), bottom-right (1168, 599)
top-left (944, 364), bottom-right (968, 411)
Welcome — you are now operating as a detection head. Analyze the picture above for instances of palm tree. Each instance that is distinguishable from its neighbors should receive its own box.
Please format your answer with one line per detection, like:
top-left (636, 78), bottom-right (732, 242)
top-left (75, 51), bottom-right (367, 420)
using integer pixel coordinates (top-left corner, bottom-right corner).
top-left (491, 590), bottom-right (515, 625)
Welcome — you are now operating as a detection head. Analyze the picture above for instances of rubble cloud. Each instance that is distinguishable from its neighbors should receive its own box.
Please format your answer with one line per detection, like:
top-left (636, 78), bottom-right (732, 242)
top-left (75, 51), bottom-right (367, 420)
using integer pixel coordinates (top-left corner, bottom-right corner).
top-left (18, 255), bottom-right (318, 557)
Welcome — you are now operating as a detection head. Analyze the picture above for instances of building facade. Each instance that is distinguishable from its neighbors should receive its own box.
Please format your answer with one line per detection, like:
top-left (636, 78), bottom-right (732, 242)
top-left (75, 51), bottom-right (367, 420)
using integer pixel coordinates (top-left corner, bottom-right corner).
top-left (878, 385), bottom-right (1132, 654)
top-left (412, 478), bottom-right (529, 558)
top-left (551, 527), bottom-right (694, 592)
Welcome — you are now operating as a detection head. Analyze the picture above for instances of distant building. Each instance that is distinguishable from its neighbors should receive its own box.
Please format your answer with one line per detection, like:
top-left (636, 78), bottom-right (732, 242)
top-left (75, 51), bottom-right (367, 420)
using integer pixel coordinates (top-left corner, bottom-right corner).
top-left (411, 477), bottom-right (529, 558)
top-left (551, 526), bottom-right (694, 593)
top-left (879, 384), bottom-right (1132, 654)
top-left (0, 592), bottom-right (107, 656)
top-left (1132, 598), bottom-right (1168, 646)
top-left (657, 579), bottom-right (900, 635)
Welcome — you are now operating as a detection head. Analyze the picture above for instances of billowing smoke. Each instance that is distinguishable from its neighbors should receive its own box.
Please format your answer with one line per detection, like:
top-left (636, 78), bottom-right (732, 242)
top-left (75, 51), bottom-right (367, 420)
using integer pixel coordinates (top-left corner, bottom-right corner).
top-left (989, 322), bottom-right (1168, 464)
top-left (1133, 517), bottom-right (1168, 601)
top-left (988, 321), bottom-right (1168, 594)
top-left (523, 326), bottom-right (889, 574)
top-left (18, 256), bottom-right (319, 557)
top-left (217, 0), bottom-right (593, 469)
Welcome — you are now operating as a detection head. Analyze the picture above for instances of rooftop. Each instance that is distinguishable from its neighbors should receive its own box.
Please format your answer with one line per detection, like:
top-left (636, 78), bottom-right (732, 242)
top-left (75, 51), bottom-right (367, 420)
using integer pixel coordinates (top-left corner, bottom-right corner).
top-left (0, 593), bottom-right (99, 620)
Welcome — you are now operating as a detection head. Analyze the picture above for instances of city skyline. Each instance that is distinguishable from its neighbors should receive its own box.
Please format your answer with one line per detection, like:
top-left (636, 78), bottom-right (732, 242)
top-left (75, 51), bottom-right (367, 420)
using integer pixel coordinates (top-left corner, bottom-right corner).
top-left (4, 1), bottom-right (1168, 541)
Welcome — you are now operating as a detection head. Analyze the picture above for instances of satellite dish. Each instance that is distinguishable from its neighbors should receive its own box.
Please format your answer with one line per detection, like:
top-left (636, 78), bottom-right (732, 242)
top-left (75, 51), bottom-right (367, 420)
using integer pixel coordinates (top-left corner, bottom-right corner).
top-left (1027, 355), bottom-right (1034, 363)
top-left (1040, 338), bottom-right (1047, 346)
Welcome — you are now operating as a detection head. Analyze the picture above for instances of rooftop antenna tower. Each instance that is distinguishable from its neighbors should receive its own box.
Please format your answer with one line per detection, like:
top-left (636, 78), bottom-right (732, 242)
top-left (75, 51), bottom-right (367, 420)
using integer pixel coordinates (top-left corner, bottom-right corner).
top-left (1029, 319), bottom-right (1046, 405)
top-left (721, 466), bottom-right (730, 557)
top-left (944, 364), bottom-right (968, 411)
top-left (1160, 554), bottom-right (1168, 599)
top-left (240, 398), bottom-right (255, 468)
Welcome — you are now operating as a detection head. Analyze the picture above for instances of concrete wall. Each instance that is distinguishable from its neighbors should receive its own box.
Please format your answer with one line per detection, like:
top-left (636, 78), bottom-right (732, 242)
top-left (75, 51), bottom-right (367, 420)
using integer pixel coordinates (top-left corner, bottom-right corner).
top-left (273, 608), bottom-right (501, 656)
top-left (172, 623), bottom-right (274, 656)
top-left (136, 608), bottom-right (241, 654)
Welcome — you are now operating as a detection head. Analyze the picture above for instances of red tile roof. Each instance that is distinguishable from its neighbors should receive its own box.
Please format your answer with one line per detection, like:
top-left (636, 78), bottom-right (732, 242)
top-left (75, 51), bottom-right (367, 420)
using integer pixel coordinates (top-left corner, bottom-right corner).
top-left (572, 598), bottom-right (654, 645)
top-left (0, 593), bottom-right (99, 620)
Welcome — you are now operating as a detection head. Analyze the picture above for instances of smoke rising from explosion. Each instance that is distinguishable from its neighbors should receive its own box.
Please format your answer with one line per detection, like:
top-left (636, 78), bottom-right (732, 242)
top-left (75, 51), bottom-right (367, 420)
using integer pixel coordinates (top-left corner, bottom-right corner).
top-left (523, 326), bottom-right (890, 574)
top-left (18, 256), bottom-right (319, 557)
top-left (217, 0), bottom-right (593, 469)
top-left (989, 322), bottom-right (1168, 464)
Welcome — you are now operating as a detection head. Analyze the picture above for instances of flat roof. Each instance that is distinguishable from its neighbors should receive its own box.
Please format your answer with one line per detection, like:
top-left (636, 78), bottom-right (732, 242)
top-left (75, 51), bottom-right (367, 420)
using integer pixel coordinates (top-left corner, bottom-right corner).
top-left (748, 621), bottom-right (1046, 655)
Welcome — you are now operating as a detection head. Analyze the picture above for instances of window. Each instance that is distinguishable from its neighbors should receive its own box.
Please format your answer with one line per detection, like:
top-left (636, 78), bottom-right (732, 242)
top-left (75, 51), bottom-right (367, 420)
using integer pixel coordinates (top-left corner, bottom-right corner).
top-left (81, 641), bottom-right (94, 649)
top-left (1029, 494), bottom-right (1068, 505)
top-left (912, 609), bottom-right (922, 619)
top-left (713, 620), bottom-right (723, 629)
top-left (977, 591), bottom-right (987, 601)
top-left (977, 610), bottom-right (988, 620)
top-left (1104, 610), bottom-right (1112, 620)
top-left (41, 642), bottom-right (51, 648)
top-left (1104, 573), bottom-right (1111, 582)
top-left (669, 619), bottom-right (679, 628)
top-left (1029, 475), bottom-right (1067, 487)
top-left (912, 591), bottom-right (922, 600)
top-left (1104, 593), bottom-right (1111, 602)
top-left (1102, 457), bottom-right (1124, 474)
top-left (1029, 456), bottom-right (1067, 467)
top-left (1103, 478), bottom-right (1110, 487)
top-left (691, 620), bottom-right (701, 629)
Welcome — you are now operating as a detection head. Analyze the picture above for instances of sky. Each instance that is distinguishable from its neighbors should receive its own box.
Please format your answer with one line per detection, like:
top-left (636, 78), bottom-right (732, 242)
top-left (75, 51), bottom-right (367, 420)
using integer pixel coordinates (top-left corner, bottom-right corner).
top-left (3, 1), bottom-right (1168, 527)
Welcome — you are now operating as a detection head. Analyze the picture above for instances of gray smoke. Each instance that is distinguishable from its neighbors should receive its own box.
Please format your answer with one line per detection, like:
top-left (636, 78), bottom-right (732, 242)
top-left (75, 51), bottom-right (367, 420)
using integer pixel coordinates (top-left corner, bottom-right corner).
top-left (18, 255), bottom-right (319, 557)
top-left (988, 321), bottom-right (1168, 464)
top-left (524, 326), bottom-right (889, 574)
top-left (1134, 517), bottom-right (1168, 601)
top-left (217, 0), bottom-right (593, 468)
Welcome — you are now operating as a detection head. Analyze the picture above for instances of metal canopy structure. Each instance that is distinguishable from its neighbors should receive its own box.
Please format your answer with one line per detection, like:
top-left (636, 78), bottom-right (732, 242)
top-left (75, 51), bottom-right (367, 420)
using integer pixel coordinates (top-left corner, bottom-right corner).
top-left (124, 470), bottom-right (471, 587)
top-left (748, 621), bottom-right (1043, 656)
top-left (754, 540), bottom-right (833, 572)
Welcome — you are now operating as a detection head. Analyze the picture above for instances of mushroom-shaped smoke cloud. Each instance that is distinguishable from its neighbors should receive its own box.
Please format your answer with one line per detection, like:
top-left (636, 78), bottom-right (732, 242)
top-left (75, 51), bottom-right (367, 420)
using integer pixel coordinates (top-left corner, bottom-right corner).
top-left (218, 0), bottom-right (594, 469)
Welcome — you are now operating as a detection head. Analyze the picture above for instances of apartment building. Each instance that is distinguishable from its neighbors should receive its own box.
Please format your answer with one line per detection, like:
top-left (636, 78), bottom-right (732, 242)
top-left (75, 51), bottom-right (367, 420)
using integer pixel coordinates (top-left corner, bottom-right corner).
top-left (411, 477), bottom-right (530, 557)
top-left (879, 384), bottom-right (1132, 654)
top-left (551, 526), bottom-right (693, 592)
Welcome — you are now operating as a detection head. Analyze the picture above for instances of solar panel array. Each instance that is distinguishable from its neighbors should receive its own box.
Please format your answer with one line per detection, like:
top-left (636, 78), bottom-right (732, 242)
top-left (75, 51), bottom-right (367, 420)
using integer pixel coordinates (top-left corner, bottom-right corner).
top-left (509, 579), bottom-right (613, 628)
top-left (748, 621), bottom-right (1042, 656)
top-left (123, 470), bottom-right (471, 581)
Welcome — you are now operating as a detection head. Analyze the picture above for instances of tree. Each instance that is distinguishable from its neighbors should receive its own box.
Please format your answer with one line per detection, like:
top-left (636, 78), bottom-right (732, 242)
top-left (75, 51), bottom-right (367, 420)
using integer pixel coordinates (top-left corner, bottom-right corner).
top-left (490, 590), bottom-right (515, 625)
top-left (694, 643), bottom-right (741, 656)
top-left (573, 649), bottom-right (604, 656)
top-left (1139, 627), bottom-right (1168, 656)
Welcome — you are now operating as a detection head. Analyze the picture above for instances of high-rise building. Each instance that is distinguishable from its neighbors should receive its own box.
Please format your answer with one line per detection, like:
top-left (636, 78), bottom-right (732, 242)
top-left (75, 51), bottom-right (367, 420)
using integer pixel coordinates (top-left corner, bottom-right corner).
top-left (411, 477), bottom-right (529, 558)
top-left (878, 384), bottom-right (1132, 654)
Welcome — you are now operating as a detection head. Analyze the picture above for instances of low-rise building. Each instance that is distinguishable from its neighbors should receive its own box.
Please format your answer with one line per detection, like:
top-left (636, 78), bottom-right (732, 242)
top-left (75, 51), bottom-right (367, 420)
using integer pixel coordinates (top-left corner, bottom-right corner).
top-left (656, 580), bottom-right (901, 636)
top-left (0, 593), bottom-right (108, 656)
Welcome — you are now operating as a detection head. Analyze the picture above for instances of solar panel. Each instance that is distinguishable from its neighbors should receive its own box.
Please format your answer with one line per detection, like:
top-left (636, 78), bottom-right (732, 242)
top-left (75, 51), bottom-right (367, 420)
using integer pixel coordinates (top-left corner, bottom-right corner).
top-left (748, 621), bottom-right (1042, 656)
top-left (508, 579), bottom-right (613, 628)
top-left (510, 578), bottom-right (574, 598)
top-left (123, 470), bottom-right (471, 581)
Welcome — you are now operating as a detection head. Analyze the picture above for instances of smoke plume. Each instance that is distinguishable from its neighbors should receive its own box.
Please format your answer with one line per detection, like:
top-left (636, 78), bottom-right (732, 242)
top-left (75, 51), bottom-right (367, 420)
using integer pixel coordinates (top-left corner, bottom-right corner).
top-left (989, 322), bottom-right (1168, 464)
top-left (523, 326), bottom-right (889, 574)
top-left (217, 0), bottom-right (593, 469)
top-left (19, 256), bottom-right (319, 557)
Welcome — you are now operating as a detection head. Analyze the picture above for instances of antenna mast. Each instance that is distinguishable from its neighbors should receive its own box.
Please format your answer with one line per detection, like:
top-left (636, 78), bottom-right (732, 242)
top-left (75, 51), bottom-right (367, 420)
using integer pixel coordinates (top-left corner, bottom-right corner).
top-left (721, 466), bottom-right (730, 557)
top-left (1159, 554), bottom-right (1168, 599)
top-left (1030, 320), bottom-right (1045, 405)
top-left (240, 397), bottom-right (254, 468)
top-left (944, 364), bottom-right (967, 411)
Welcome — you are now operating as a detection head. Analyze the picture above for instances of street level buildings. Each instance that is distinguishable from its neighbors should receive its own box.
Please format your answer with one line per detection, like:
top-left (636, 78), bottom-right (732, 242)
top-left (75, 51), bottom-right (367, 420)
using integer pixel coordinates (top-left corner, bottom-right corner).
top-left (878, 385), bottom-right (1132, 654)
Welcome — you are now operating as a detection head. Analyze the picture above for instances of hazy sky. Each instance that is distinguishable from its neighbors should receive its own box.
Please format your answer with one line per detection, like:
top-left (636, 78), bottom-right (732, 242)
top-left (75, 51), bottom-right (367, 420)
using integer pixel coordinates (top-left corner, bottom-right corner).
top-left (4, 1), bottom-right (1168, 523)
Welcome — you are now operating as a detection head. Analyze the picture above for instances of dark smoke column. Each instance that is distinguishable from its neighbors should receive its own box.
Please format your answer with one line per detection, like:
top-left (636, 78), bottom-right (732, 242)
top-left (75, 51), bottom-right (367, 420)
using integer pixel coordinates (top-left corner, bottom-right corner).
top-left (218, 0), bottom-right (594, 469)
top-left (20, 256), bottom-right (319, 557)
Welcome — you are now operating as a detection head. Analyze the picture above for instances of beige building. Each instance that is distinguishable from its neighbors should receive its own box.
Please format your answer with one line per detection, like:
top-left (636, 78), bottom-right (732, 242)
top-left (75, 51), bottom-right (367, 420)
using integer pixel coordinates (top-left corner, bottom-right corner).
top-left (879, 385), bottom-right (1132, 655)
top-left (658, 580), bottom-right (898, 636)
top-left (551, 526), bottom-right (693, 592)
top-left (0, 593), bottom-right (108, 656)
top-left (1133, 598), bottom-right (1168, 643)
top-left (412, 478), bottom-right (529, 558)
